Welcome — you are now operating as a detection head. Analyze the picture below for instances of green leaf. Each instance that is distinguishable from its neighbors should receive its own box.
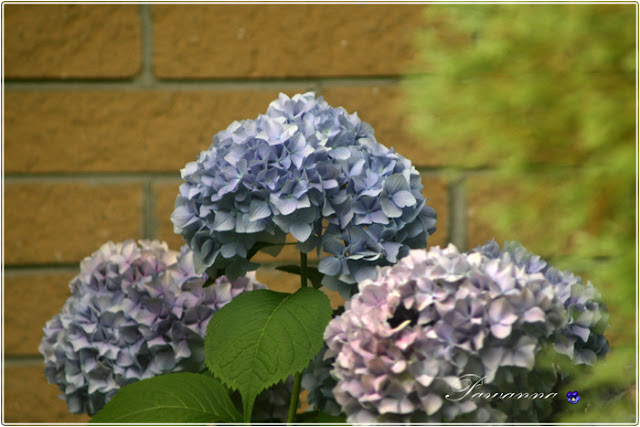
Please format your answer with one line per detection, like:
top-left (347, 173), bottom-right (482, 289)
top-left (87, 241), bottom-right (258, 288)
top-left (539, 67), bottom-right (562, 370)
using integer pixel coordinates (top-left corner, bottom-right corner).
top-left (296, 410), bottom-right (347, 423)
top-left (90, 373), bottom-right (241, 423)
top-left (247, 241), bottom-right (279, 259)
top-left (276, 264), bottom-right (324, 289)
top-left (202, 276), bottom-right (217, 288)
top-left (202, 266), bottom-right (223, 288)
top-left (205, 288), bottom-right (332, 423)
top-left (247, 232), bottom-right (288, 259)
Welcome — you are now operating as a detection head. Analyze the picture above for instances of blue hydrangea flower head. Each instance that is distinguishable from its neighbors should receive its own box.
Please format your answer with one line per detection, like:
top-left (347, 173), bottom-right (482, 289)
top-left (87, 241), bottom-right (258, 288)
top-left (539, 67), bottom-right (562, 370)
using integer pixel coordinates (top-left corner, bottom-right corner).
top-left (302, 345), bottom-right (342, 417)
top-left (323, 242), bottom-right (608, 422)
top-left (172, 92), bottom-right (437, 296)
top-left (39, 240), bottom-right (265, 415)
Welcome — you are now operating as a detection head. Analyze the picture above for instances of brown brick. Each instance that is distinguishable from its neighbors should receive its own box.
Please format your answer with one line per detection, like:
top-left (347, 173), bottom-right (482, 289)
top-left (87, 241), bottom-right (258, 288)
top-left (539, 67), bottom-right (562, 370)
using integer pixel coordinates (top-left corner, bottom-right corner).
top-left (257, 268), bottom-right (345, 310)
top-left (4, 365), bottom-right (91, 423)
top-left (321, 86), bottom-right (445, 167)
top-left (5, 89), bottom-right (311, 173)
top-left (152, 4), bottom-right (426, 78)
top-left (5, 182), bottom-right (143, 264)
top-left (422, 176), bottom-right (449, 248)
top-left (154, 180), bottom-right (185, 251)
top-left (251, 235), bottom-right (306, 265)
top-left (5, 272), bottom-right (76, 355)
top-left (466, 173), bottom-right (576, 256)
top-left (4, 5), bottom-right (140, 79)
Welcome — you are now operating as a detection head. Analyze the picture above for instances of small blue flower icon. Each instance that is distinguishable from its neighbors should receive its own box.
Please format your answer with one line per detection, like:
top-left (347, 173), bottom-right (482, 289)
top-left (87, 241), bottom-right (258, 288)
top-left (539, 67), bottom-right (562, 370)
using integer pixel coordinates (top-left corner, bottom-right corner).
top-left (567, 391), bottom-right (581, 404)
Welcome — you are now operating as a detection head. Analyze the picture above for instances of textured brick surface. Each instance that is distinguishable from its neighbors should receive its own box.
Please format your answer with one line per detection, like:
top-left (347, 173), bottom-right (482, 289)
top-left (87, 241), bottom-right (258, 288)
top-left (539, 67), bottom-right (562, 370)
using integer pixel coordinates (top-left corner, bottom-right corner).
top-left (251, 235), bottom-right (306, 264)
top-left (4, 365), bottom-right (91, 423)
top-left (5, 182), bottom-right (143, 264)
top-left (3, 5), bottom-right (461, 423)
top-left (4, 4), bottom-right (140, 79)
top-left (153, 180), bottom-right (185, 251)
top-left (466, 173), bottom-right (574, 256)
top-left (466, 175), bottom-right (511, 250)
top-left (320, 86), bottom-right (445, 167)
top-left (5, 87), bottom-right (434, 173)
top-left (5, 272), bottom-right (76, 355)
top-left (5, 89), bottom-right (309, 174)
top-left (422, 176), bottom-right (449, 248)
top-left (153, 4), bottom-right (426, 79)
top-left (257, 268), bottom-right (345, 310)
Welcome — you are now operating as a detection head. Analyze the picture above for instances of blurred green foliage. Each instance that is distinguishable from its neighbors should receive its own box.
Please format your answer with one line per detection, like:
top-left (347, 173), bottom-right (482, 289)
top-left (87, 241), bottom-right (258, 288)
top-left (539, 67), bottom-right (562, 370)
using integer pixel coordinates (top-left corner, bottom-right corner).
top-left (404, 4), bottom-right (636, 423)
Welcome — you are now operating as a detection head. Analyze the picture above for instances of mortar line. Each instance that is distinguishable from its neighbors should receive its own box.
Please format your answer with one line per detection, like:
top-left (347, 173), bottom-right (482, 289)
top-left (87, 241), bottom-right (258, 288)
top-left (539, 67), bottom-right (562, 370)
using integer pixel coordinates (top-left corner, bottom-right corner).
top-left (4, 172), bottom-right (181, 183)
top-left (417, 166), bottom-right (494, 175)
top-left (142, 180), bottom-right (157, 240)
top-left (3, 75), bottom-right (404, 92)
top-left (4, 264), bottom-right (79, 273)
top-left (3, 169), bottom-right (491, 182)
top-left (138, 3), bottom-right (155, 88)
top-left (449, 175), bottom-right (467, 251)
top-left (415, 166), bottom-right (455, 177)
top-left (4, 356), bottom-right (44, 366)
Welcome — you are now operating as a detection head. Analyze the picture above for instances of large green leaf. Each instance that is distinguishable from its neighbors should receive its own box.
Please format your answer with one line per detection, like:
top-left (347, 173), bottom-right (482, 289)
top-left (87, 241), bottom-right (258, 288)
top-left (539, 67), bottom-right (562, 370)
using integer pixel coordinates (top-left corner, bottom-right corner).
top-left (90, 373), bottom-right (241, 423)
top-left (205, 287), bottom-right (332, 422)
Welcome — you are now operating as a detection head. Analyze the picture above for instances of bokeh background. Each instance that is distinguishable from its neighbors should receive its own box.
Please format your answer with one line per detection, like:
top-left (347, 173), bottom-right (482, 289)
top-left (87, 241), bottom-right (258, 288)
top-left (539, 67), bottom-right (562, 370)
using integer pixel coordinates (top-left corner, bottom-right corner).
top-left (3, 3), bottom-right (636, 423)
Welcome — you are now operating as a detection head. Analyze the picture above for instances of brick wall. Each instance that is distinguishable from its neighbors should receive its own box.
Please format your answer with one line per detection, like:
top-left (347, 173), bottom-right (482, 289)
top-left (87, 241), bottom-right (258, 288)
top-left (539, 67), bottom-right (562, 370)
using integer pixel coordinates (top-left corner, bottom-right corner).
top-left (3, 4), bottom-right (501, 422)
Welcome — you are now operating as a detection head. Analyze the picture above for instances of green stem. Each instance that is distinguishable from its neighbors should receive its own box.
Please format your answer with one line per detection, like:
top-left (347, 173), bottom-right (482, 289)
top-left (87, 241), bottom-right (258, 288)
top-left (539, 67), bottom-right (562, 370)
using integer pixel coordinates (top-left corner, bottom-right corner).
top-left (287, 371), bottom-right (303, 424)
top-left (287, 252), bottom-right (308, 424)
top-left (244, 401), bottom-right (253, 424)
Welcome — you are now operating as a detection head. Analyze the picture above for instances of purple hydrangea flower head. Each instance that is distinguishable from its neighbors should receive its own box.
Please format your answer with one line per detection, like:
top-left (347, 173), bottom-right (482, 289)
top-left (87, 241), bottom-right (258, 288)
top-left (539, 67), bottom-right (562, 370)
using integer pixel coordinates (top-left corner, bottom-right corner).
top-left (323, 242), bottom-right (607, 422)
top-left (472, 240), bottom-right (609, 364)
top-left (39, 240), bottom-right (265, 415)
top-left (172, 92), bottom-right (437, 296)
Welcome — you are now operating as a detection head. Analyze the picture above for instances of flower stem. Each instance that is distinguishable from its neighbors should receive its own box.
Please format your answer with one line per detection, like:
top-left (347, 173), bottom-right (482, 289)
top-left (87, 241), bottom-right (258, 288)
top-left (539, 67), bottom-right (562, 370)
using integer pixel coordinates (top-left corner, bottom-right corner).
top-left (287, 252), bottom-right (308, 424)
top-left (287, 371), bottom-right (303, 424)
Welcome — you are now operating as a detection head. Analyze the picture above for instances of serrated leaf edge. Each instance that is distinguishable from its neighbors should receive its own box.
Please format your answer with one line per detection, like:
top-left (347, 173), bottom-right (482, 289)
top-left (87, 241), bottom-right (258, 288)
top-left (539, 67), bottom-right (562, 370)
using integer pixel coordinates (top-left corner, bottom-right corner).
top-left (205, 288), bottom-right (331, 421)
top-left (90, 373), bottom-right (241, 423)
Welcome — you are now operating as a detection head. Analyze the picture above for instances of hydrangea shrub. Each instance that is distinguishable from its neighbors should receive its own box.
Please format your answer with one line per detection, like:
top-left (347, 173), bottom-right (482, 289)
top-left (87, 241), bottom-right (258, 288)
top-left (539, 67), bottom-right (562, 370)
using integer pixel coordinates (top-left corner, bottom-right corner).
top-left (323, 242), bottom-right (609, 422)
top-left (171, 92), bottom-right (437, 297)
top-left (39, 240), bottom-right (265, 415)
top-left (38, 88), bottom-right (613, 424)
